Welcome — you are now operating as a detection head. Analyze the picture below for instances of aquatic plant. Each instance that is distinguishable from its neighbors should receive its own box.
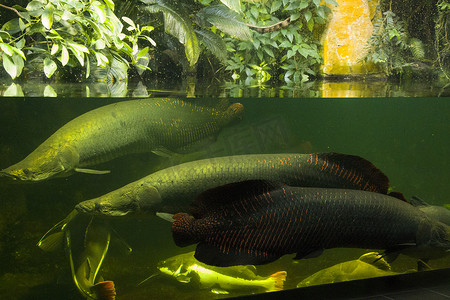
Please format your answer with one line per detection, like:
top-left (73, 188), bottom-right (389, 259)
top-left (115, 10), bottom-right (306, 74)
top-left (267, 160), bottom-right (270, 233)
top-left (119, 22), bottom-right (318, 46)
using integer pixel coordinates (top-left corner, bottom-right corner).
top-left (223, 0), bottom-right (335, 85)
top-left (0, 0), bottom-right (155, 80)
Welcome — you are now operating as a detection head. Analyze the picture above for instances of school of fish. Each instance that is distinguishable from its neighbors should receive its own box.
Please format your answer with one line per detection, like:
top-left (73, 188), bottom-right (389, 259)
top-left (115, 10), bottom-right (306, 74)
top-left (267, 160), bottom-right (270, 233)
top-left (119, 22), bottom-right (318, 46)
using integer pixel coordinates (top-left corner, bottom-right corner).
top-left (3, 98), bottom-right (450, 299)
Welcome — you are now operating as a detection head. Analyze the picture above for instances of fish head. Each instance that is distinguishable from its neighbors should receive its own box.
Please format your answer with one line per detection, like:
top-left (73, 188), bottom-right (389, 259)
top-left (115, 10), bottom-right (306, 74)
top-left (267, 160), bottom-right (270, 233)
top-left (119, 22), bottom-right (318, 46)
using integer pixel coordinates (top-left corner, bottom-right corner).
top-left (75, 183), bottom-right (162, 217)
top-left (0, 145), bottom-right (78, 182)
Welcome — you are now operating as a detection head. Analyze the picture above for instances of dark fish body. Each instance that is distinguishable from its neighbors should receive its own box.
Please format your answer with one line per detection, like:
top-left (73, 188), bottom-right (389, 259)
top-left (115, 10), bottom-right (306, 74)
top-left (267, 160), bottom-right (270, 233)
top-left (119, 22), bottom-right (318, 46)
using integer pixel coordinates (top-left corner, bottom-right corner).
top-left (76, 153), bottom-right (391, 216)
top-left (0, 98), bottom-right (243, 181)
top-left (410, 196), bottom-right (450, 226)
top-left (172, 181), bottom-right (450, 267)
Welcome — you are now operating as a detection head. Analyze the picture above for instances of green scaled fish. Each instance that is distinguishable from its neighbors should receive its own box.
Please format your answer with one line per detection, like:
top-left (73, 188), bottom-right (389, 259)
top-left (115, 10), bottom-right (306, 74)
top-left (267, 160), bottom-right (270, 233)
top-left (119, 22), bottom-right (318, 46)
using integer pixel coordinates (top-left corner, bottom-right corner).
top-left (296, 252), bottom-right (402, 287)
top-left (155, 251), bottom-right (286, 294)
top-left (76, 153), bottom-right (393, 217)
top-left (0, 98), bottom-right (243, 182)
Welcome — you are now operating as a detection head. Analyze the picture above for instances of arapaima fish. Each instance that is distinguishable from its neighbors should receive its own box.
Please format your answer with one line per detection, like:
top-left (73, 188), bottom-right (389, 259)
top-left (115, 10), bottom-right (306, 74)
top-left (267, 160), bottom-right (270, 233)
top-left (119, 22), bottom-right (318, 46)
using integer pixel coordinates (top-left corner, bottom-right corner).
top-left (0, 98), bottom-right (243, 182)
top-left (171, 180), bottom-right (450, 267)
top-left (76, 152), bottom-right (394, 217)
top-left (155, 251), bottom-right (286, 294)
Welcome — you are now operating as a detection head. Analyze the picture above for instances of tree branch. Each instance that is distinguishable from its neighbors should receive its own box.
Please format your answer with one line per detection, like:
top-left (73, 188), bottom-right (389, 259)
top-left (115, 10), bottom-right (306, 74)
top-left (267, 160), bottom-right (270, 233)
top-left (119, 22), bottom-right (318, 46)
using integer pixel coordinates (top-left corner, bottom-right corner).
top-left (0, 4), bottom-right (25, 19)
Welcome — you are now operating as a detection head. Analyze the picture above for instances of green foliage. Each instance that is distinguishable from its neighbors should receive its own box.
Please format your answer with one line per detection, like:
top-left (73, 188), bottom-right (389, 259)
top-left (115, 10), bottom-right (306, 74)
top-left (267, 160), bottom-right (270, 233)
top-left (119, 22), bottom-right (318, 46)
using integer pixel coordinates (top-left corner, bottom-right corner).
top-left (224, 0), bottom-right (331, 85)
top-left (142, 0), bottom-right (250, 69)
top-left (0, 0), bottom-right (155, 80)
top-left (435, 0), bottom-right (450, 79)
top-left (364, 10), bottom-right (425, 76)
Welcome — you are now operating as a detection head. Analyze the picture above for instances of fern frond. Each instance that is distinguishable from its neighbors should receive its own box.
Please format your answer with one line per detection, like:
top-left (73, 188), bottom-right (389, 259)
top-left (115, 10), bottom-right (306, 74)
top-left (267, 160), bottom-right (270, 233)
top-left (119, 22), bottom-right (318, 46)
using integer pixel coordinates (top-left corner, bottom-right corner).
top-left (197, 5), bottom-right (252, 40)
top-left (195, 29), bottom-right (228, 62)
top-left (410, 38), bottom-right (425, 59)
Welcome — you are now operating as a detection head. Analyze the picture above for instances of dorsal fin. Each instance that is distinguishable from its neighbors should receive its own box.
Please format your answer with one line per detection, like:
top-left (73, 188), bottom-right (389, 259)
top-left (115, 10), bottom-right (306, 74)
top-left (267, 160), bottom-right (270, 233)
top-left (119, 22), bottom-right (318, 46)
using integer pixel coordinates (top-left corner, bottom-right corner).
top-left (317, 153), bottom-right (390, 193)
top-left (409, 196), bottom-right (429, 207)
top-left (190, 180), bottom-right (281, 218)
top-left (388, 191), bottom-right (408, 202)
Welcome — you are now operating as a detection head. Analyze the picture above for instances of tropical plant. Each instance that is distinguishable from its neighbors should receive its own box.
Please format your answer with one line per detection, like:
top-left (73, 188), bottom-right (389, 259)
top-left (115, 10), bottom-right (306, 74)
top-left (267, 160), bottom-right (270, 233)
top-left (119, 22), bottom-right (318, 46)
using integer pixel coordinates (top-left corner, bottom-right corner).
top-left (364, 9), bottom-right (425, 76)
top-left (223, 0), bottom-right (336, 85)
top-left (141, 0), bottom-right (251, 72)
top-left (0, 0), bottom-right (155, 80)
top-left (435, 0), bottom-right (450, 79)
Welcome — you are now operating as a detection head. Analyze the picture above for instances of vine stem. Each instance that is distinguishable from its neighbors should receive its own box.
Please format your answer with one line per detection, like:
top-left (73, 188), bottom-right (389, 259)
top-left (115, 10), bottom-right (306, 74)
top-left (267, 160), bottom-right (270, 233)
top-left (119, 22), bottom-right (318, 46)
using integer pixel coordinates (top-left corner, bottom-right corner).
top-left (0, 4), bottom-right (25, 19)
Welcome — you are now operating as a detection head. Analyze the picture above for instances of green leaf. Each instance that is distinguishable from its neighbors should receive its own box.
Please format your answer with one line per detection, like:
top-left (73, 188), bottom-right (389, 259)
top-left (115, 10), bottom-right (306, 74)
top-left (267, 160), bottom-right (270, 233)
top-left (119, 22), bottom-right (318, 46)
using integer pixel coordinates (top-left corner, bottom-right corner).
top-left (220, 0), bottom-right (241, 13)
top-left (43, 57), bottom-right (57, 78)
top-left (95, 39), bottom-right (106, 50)
top-left (0, 43), bottom-right (14, 56)
top-left (136, 47), bottom-right (149, 61)
top-left (264, 47), bottom-right (274, 57)
top-left (304, 10), bottom-right (312, 23)
top-left (299, 1), bottom-right (308, 10)
top-left (4, 83), bottom-right (24, 96)
top-left (51, 43), bottom-right (59, 55)
top-left (42, 5), bottom-right (54, 29)
top-left (68, 42), bottom-right (89, 53)
top-left (290, 12), bottom-right (301, 22)
top-left (317, 6), bottom-right (326, 19)
top-left (44, 85), bottom-right (57, 97)
top-left (61, 11), bottom-right (75, 21)
top-left (104, 0), bottom-right (115, 11)
top-left (307, 18), bottom-right (314, 31)
top-left (325, 0), bottom-right (338, 6)
top-left (94, 51), bottom-right (109, 66)
top-left (91, 1), bottom-right (106, 23)
top-left (16, 38), bottom-right (25, 49)
top-left (26, 0), bottom-right (45, 17)
top-left (60, 45), bottom-right (69, 66)
top-left (313, 0), bottom-right (321, 7)
top-left (122, 17), bottom-right (136, 30)
top-left (271, 0), bottom-right (282, 13)
top-left (3, 52), bottom-right (17, 78)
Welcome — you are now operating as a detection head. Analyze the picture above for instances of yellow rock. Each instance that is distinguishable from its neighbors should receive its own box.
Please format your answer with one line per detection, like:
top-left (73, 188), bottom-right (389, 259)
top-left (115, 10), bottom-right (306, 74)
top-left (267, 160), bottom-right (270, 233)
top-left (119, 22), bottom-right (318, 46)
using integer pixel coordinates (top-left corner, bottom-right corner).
top-left (321, 0), bottom-right (381, 76)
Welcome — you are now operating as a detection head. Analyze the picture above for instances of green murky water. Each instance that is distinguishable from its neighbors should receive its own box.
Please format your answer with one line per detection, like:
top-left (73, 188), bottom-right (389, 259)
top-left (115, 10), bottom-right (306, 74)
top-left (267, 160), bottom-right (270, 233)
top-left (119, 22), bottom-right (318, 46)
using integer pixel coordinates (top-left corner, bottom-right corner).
top-left (0, 96), bottom-right (449, 299)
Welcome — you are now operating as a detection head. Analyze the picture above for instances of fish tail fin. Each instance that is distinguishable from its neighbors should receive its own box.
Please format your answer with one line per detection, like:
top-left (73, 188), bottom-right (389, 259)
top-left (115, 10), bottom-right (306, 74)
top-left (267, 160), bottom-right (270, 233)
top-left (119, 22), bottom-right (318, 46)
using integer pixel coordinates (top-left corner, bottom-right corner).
top-left (266, 271), bottom-right (287, 292)
top-left (225, 103), bottom-right (244, 122)
top-left (37, 210), bottom-right (78, 252)
top-left (92, 280), bottom-right (116, 300)
top-left (172, 213), bottom-right (200, 247)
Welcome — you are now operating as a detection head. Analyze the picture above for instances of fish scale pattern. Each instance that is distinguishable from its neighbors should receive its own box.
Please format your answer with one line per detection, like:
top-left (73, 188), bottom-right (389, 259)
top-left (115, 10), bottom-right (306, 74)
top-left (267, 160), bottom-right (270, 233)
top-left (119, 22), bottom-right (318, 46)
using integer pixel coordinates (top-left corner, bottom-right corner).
top-left (174, 187), bottom-right (429, 266)
top-left (155, 153), bottom-right (391, 207)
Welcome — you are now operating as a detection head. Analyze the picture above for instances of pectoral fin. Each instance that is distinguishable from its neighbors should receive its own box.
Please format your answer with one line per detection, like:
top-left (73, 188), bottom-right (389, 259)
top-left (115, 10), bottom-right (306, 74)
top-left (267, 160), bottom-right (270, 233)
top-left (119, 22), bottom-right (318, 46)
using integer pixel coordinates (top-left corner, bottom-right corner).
top-left (75, 168), bottom-right (111, 175)
top-left (156, 212), bottom-right (175, 223)
top-left (175, 275), bottom-right (191, 283)
top-left (152, 147), bottom-right (181, 157)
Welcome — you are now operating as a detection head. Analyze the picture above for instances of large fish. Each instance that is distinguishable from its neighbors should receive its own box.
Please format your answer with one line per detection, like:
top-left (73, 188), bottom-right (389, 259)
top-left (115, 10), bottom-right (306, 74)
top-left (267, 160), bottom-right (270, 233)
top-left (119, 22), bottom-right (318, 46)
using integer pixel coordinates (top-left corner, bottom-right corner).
top-left (171, 180), bottom-right (450, 267)
top-left (155, 251), bottom-right (286, 294)
top-left (296, 252), bottom-right (402, 287)
top-left (410, 196), bottom-right (450, 226)
top-left (0, 98), bottom-right (243, 182)
top-left (75, 153), bottom-right (392, 217)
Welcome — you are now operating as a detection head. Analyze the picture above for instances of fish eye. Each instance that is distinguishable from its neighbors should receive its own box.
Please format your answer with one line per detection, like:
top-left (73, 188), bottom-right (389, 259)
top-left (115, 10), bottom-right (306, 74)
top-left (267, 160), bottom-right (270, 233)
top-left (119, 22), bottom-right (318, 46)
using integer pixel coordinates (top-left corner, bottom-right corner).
top-left (22, 169), bottom-right (30, 175)
top-left (94, 203), bottom-right (101, 211)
